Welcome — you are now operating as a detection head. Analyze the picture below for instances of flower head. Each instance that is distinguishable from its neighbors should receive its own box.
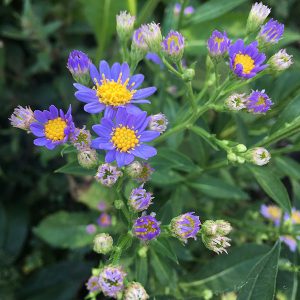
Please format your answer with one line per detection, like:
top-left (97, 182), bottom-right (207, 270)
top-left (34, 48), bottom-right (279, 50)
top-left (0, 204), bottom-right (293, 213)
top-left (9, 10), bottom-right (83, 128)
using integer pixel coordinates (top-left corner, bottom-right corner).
top-left (225, 93), bottom-right (247, 111)
top-left (228, 39), bottom-right (267, 79)
top-left (74, 61), bottom-right (156, 114)
top-left (132, 28), bottom-right (148, 52)
top-left (259, 18), bottom-right (284, 45)
top-left (67, 50), bottom-right (91, 78)
top-left (215, 220), bottom-right (232, 236)
top-left (124, 282), bottom-right (149, 300)
top-left (171, 212), bottom-right (201, 243)
top-left (247, 2), bottom-right (271, 33)
top-left (162, 30), bottom-right (185, 61)
top-left (280, 235), bottom-right (298, 252)
top-left (97, 212), bottom-right (112, 227)
top-left (129, 185), bottom-right (153, 212)
top-left (93, 233), bottom-right (113, 254)
top-left (133, 214), bottom-right (160, 241)
top-left (86, 275), bottom-right (100, 292)
top-left (260, 204), bottom-right (282, 225)
top-left (71, 126), bottom-right (91, 151)
top-left (98, 266), bottom-right (126, 298)
top-left (149, 113), bottom-right (168, 133)
top-left (77, 149), bottom-right (98, 169)
top-left (95, 163), bottom-right (122, 187)
top-left (136, 162), bottom-right (154, 183)
top-left (126, 161), bottom-right (143, 178)
top-left (30, 105), bottom-right (75, 150)
top-left (140, 23), bottom-right (162, 53)
top-left (202, 235), bottom-right (231, 254)
top-left (86, 224), bottom-right (96, 235)
top-left (269, 49), bottom-right (293, 71)
top-left (249, 147), bottom-right (271, 166)
top-left (9, 105), bottom-right (35, 131)
top-left (91, 108), bottom-right (159, 167)
top-left (116, 11), bottom-right (135, 42)
top-left (207, 30), bottom-right (230, 57)
top-left (284, 208), bottom-right (300, 224)
top-left (246, 90), bottom-right (273, 114)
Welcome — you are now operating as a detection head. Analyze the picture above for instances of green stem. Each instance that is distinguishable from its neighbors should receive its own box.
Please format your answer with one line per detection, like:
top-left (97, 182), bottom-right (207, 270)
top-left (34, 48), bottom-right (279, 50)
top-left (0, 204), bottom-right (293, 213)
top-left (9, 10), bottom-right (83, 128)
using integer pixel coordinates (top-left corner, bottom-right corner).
top-left (111, 233), bottom-right (132, 265)
top-left (161, 56), bottom-right (182, 78)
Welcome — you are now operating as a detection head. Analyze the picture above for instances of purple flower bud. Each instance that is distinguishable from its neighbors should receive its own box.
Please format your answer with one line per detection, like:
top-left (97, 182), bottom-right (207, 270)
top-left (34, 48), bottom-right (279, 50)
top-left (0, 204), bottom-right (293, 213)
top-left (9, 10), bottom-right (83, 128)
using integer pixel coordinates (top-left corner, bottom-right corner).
top-left (9, 106), bottom-right (35, 131)
top-left (116, 11), bottom-right (135, 41)
top-left (95, 163), bottom-right (122, 187)
top-left (97, 201), bottom-right (107, 212)
top-left (133, 214), bottom-right (160, 241)
top-left (246, 90), bottom-right (273, 114)
top-left (129, 185), bottom-right (154, 212)
top-left (259, 18), bottom-right (284, 45)
top-left (162, 30), bottom-right (185, 61)
top-left (67, 50), bottom-right (91, 76)
top-left (207, 30), bottom-right (230, 57)
top-left (247, 2), bottom-right (271, 33)
top-left (140, 23), bottom-right (162, 53)
top-left (132, 28), bottom-right (148, 52)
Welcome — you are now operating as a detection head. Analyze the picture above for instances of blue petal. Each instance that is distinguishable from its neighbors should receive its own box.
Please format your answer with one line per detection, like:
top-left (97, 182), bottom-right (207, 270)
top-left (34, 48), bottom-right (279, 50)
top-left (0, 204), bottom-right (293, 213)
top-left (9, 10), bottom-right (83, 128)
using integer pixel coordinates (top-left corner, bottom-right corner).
top-left (116, 151), bottom-right (126, 167)
top-left (90, 63), bottom-right (101, 84)
top-left (84, 102), bottom-right (105, 114)
top-left (121, 63), bottom-right (130, 83)
top-left (91, 137), bottom-right (109, 149)
top-left (34, 110), bottom-right (47, 123)
top-left (139, 131), bottom-right (160, 142)
top-left (125, 104), bottom-right (143, 115)
top-left (92, 124), bottom-right (112, 137)
top-left (128, 74), bottom-right (144, 89)
top-left (49, 105), bottom-right (58, 118)
top-left (105, 150), bottom-right (116, 163)
top-left (30, 123), bottom-right (45, 137)
top-left (111, 63), bottom-right (121, 81)
top-left (33, 137), bottom-right (47, 146)
top-left (99, 60), bottom-right (111, 80)
top-left (131, 144), bottom-right (157, 159)
top-left (75, 90), bottom-right (97, 103)
top-left (115, 107), bottom-right (127, 125)
top-left (133, 87), bottom-right (157, 99)
top-left (131, 99), bottom-right (151, 104)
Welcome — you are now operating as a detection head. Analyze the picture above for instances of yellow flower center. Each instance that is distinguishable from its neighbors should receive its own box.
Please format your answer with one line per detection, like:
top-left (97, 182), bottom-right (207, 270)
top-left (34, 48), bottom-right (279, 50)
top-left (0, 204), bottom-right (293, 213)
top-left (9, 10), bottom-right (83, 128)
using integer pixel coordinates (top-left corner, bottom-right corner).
top-left (44, 117), bottom-right (67, 141)
top-left (111, 126), bottom-right (139, 152)
top-left (136, 219), bottom-right (157, 236)
top-left (267, 206), bottom-right (281, 219)
top-left (257, 96), bottom-right (266, 106)
top-left (214, 37), bottom-right (224, 46)
top-left (95, 73), bottom-right (135, 106)
top-left (234, 53), bottom-right (255, 74)
top-left (292, 211), bottom-right (300, 224)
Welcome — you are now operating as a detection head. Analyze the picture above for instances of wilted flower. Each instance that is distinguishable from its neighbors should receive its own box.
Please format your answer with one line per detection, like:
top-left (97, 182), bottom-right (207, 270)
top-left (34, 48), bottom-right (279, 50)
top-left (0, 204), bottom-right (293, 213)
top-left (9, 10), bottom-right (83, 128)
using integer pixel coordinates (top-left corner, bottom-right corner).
top-left (269, 49), bottom-right (293, 71)
top-left (284, 208), bottom-right (300, 224)
top-left (9, 105), bottom-right (35, 131)
top-left (162, 30), bottom-right (185, 61)
top-left (148, 113), bottom-right (168, 133)
top-left (207, 30), bottom-right (230, 57)
top-left (215, 220), bottom-right (232, 236)
top-left (129, 185), bottom-right (154, 212)
top-left (124, 282), bottom-right (149, 300)
top-left (246, 90), bottom-right (273, 114)
top-left (133, 213), bottom-right (161, 241)
top-left (116, 11), bottom-right (135, 42)
top-left (30, 105), bottom-right (75, 150)
top-left (74, 60), bottom-right (156, 114)
top-left (228, 39), bottom-right (267, 79)
top-left (225, 93), bottom-right (247, 111)
top-left (280, 235), bottom-right (299, 252)
top-left (202, 235), bottom-right (231, 254)
top-left (93, 233), bottom-right (113, 254)
top-left (97, 212), bottom-right (112, 227)
top-left (202, 220), bottom-right (218, 236)
top-left (248, 147), bottom-right (271, 166)
top-left (140, 22), bottom-right (162, 53)
top-left (98, 266), bottom-right (126, 298)
top-left (258, 18), bottom-right (284, 45)
top-left (246, 2), bottom-right (271, 33)
top-left (77, 149), bottom-right (98, 169)
top-left (91, 108), bottom-right (159, 167)
top-left (86, 224), bottom-right (96, 235)
top-left (71, 126), bottom-right (91, 151)
top-left (86, 275), bottom-right (100, 292)
top-left (174, 3), bottom-right (194, 16)
top-left (136, 162), bottom-right (154, 183)
top-left (170, 212), bottom-right (201, 243)
top-left (95, 163), bottom-right (122, 187)
top-left (67, 50), bottom-right (91, 85)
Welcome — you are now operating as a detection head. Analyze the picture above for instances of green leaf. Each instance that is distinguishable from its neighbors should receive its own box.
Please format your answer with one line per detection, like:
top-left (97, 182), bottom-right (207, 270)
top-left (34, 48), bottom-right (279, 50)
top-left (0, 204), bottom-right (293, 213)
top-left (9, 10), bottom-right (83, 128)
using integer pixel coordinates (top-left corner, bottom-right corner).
top-left (33, 211), bottom-right (96, 249)
top-left (186, 0), bottom-right (247, 25)
top-left (275, 156), bottom-right (300, 181)
top-left (135, 255), bottom-right (148, 286)
top-left (180, 244), bottom-right (270, 295)
top-left (190, 175), bottom-right (249, 200)
top-left (249, 165), bottom-right (291, 213)
top-left (151, 238), bottom-right (179, 264)
top-left (237, 240), bottom-right (281, 300)
top-left (55, 161), bottom-right (96, 176)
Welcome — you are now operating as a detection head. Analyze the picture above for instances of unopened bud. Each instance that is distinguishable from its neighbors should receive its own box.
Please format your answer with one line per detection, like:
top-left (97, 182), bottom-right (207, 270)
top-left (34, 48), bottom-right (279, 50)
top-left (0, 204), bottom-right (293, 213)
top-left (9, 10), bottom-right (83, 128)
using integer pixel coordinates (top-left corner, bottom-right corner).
top-left (235, 144), bottom-right (247, 153)
top-left (182, 68), bottom-right (195, 81)
top-left (93, 233), bottom-right (113, 254)
top-left (77, 149), bottom-right (98, 169)
top-left (202, 220), bottom-right (218, 236)
top-left (215, 220), bottom-right (232, 236)
top-left (124, 282), bottom-right (149, 300)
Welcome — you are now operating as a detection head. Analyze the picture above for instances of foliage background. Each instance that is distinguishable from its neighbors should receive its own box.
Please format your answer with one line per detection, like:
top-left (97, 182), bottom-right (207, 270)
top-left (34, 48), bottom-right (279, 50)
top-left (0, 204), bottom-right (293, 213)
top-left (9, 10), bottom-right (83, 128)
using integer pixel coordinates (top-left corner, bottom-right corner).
top-left (1, 0), bottom-right (300, 299)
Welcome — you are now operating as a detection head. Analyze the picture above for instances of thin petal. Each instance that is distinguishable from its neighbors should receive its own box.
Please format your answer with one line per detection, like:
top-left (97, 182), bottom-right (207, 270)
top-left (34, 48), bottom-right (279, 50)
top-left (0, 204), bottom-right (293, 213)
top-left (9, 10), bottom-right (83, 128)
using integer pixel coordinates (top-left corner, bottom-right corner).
top-left (121, 63), bottom-right (130, 83)
top-left (99, 60), bottom-right (111, 80)
top-left (105, 150), bottom-right (116, 163)
top-left (131, 144), bottom-right (157, 159)
top-left (84, 102), bottom-right (105, 114)
top-left (128, 74), bottom-right (144, 89)
top-left (111, 63), bottom-right (121, 81)
top-left (30, 123), bottom-right (44, 137)
top-left (90, 63), bottom-right (101, 84)
top-left (139, 131), bottom-right (160, 142)
top-left (49, 105), bottom-right (58, 118)
top-left (34, 110), bottom-right (47, 123)
top-left (33, 137), bottom-right (47, 146)
top-left (133, 87), bottom-right (157, 99)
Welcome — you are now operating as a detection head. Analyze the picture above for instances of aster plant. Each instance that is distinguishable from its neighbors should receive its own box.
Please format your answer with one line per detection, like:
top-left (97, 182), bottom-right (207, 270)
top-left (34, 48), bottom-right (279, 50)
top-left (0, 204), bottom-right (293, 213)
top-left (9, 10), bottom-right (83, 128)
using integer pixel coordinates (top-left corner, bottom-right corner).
top-left (9, 1), bottom-right (300, 299)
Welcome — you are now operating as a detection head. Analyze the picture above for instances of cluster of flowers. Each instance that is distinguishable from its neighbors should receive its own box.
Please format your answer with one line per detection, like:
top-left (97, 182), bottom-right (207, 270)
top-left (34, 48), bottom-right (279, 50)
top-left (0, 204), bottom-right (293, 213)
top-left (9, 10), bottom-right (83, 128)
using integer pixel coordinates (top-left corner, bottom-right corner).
top-left (261, 205), bottom-right (300, 252)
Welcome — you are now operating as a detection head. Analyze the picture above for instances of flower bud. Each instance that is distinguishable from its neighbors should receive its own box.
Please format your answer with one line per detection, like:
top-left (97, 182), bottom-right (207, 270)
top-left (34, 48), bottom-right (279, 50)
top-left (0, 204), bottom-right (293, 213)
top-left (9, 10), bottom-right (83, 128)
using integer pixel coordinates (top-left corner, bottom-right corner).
top-left (129, 186), bottom-right (153, 212)
top-left (182, 68), bottom-right (195, 82)
top-left (247, 147), bottom-right (271, 166)
top-left (116, 11), bottom-right (135, 43)
top-left (126, 161), bottom-right (143, 178)
top-left (236, 156), bottom-right (246, 164)
top-left (227, 152), bottom-right (237, 162)
top-left (148, 113), bottom-right (168, 133)
top-left (161, 30), bottom-right (185, 62)
top-left (201, 220), bottom-right (218, 236)
top-left (269, 49), bottom-right (293, 72)
top-left (140, 22), bottom-right (162, 53)
top-left (77, 149), bottom-right (98, 169)
top-left (207, 30), bottom-right (230, 57)
top-left (86, 224), bottom-right (96, 235)
top-left (71, 126), bottom-right (91, 151)
top-left (9, 106), bottom-right (35, 132)
top-left (215, 220), bottom-right (232, 236)
top-left (258, 18), bottom-right (284, 46)
top-left (93, 233), bottom-right (113, 254)
top-left (225, 93), bottom-right (247, 111)
top-left (235, 144), bottom-right (247, 153)
top-left (124, 282), bottom-right (149, 300)
top-left (97, 212), bottom-right (112, 227)
top-left (246, 2), bottom-right (271, 34)
top-left (135, 162), bottom-right (154, 183)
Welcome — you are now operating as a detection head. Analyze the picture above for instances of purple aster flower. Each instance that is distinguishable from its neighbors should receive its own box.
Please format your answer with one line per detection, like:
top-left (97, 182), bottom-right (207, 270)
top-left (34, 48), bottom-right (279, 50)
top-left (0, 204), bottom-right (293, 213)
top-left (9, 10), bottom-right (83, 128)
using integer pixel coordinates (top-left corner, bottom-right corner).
top-left (284, 208), bottom-right (300, 224)
top-left (129, 185), bottom-right (153, 212)
top-left (174, 3), bottom-right (194, 16)
top-left (9, 105), bottom-right (36, 131)
top-left (98, 266), bottom-right (126, 298)
top-left (86, 275), bottom-right (100, 292)
top-left (95, 163), bottom-right (122, 187)
top-left (280, 235), bottom-right (298, 252)
top-left (86, 224), bottom-right (96, 234)
top-left (228, 39), bottom-right (267, 79)
top-left (71, 126), bottom-right (91, 151)
top-left (171, 212), bottom-right (201, 243)
top-left (97, 212), bottom-right (112, 227)
top-left (145, 52), bottom-right (163, 66)
top-left (259, 18), bottom-right (284, 45)
top-left (162, 30), bottom-right (185, 61)
top-left (260, 204), bottom-right (282, 226)
top-left (133, 213), bottom-right (160, 241)
top-left (207, 30), bottom-right (230, 57)
top-left (67, 50), bottom-right (91, 76)
top-left (91, 108), bottom-right (160, 167)
top-left (246, 90), bottom-right (273, 114)
top-left (73, 60), bottom-right (156, 115)
top-left (30, 105), bottom-right (75, 150)
top-left (148, 113), bottom-right (168, 133)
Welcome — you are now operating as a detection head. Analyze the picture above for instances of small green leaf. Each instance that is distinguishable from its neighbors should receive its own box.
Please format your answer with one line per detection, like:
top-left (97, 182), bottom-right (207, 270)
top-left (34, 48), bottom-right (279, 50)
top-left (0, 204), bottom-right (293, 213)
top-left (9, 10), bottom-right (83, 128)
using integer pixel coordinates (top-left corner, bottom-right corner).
top-left (275, 156), bottom-right (300, 181)
top-left (237, 240), bottom-right (281, 300)
top-left (150, 249), bottom-right (173, 285)
top-left (55, 161), bottom-right (96, 176)
top-left (151, 238), bottom-right (179, 264)
top-left (135, 255), bottom-right (148, 286)
top-left (249, 165), bottom-right (291, 213)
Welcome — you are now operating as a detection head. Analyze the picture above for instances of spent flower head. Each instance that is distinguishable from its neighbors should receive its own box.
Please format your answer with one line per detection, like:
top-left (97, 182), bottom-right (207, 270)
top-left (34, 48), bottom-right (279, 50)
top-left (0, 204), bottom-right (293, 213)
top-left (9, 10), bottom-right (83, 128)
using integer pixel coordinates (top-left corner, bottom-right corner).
top-left (129, 185), bottom-right (154, 212)
top-left (95, 163), bottom-right (122, 187)
top-left (215, 220), bottom-right (232, 236)
top-left (93, 233), bottom-right (113, 254)
top-left (124, 282), bottom-right (149, 300)
top-left (9, 105), bottom-right (35, 132)
top-left (77, 149), bottom-right (98, 169)
top-left (248, 147), bottom-right (271, 166)
top-left (71, 126), bottom-right (91, 151)
top-left (116, 11), bottom-right (135, 42)
top-left (269, 49), bottom-right (293, 72)
top-left (246, 2), bottom-right (271, 33)
top-left (202, 235), bottom-right (231, 254)
top-left (148, 113), bottom-right (168, 133)
top-left (225, 93), bottom-right (247, 111)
